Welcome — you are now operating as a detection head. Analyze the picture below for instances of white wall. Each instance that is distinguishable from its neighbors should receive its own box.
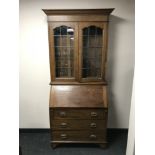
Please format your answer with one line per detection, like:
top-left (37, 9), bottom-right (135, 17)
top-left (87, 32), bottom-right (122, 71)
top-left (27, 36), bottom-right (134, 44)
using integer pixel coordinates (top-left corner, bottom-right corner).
top-left (19, 0), bottom-right (134, 128)
top-left (126, 77), bottom-right (135, 155)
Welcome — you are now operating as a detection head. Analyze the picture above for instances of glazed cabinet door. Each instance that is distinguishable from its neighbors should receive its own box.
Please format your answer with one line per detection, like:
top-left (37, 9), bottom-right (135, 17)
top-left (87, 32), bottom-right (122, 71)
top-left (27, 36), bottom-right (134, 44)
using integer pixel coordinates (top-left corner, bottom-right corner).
top-left (79, 22), bottom-right (108, 82)
top-left (48, 22), bottom-right (78, 82)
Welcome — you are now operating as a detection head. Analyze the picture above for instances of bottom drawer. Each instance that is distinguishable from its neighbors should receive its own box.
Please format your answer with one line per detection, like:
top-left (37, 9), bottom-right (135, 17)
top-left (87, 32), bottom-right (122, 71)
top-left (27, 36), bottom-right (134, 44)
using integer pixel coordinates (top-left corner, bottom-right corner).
top-left (52, 130), bottom-right (106, 142)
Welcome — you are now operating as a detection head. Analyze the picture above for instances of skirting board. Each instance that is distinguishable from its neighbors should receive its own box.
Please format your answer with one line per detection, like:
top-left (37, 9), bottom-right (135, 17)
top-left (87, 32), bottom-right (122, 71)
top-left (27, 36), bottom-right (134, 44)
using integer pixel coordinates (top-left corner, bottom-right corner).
top-left (19, 128), bottom-right (128, 133)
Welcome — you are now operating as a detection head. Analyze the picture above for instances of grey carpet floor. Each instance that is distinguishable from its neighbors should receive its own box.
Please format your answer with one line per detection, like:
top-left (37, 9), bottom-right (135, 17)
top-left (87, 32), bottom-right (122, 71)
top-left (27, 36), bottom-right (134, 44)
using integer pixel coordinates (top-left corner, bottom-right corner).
top-left (19, 130), bottom-right (128, 155)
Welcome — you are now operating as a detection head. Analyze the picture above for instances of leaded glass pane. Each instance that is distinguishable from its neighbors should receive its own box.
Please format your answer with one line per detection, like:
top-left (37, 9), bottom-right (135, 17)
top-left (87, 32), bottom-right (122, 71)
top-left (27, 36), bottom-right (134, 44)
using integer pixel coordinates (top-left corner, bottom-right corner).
top-left (53, 26), bottom-right (74, 78)
top-left (82, 26), bottom-right (103, 78)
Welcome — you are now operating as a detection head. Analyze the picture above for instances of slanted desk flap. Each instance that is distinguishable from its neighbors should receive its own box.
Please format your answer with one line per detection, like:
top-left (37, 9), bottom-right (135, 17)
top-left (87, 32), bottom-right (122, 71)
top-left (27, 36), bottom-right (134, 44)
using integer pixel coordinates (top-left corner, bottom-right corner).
top-left (49, 85), bottom-right (108, 108)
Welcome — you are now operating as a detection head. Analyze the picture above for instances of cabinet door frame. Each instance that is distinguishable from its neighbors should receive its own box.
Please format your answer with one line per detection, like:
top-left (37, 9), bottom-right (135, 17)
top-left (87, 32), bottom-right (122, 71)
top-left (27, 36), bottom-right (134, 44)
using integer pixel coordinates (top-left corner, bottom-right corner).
top-left (78, 22), bottom-right (108, 82)
top-left (48, 22), bottom-right (79, 82)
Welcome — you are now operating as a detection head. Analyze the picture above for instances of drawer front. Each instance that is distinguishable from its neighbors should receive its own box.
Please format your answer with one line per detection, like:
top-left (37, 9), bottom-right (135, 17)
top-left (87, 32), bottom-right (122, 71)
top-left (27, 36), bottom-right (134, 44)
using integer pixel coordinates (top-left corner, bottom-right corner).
top-left (51, 120), bottom-right (106, 130)
top-left (51, 109), bottom-right (107, 120)
top-left (52, 130), bottom-right (106, 142)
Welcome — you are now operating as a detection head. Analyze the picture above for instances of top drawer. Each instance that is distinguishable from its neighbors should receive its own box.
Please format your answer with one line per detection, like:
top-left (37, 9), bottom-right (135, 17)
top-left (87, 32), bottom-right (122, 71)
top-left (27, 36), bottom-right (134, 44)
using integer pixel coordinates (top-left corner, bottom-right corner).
top-left (51, 108), bottom-right (107, 120)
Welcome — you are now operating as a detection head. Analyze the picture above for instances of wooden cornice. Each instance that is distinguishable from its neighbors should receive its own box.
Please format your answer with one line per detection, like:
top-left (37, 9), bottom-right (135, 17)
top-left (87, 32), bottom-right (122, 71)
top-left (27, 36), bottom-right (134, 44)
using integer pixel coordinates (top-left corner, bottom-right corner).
top-left (42, 9), bottom-right (115, 16)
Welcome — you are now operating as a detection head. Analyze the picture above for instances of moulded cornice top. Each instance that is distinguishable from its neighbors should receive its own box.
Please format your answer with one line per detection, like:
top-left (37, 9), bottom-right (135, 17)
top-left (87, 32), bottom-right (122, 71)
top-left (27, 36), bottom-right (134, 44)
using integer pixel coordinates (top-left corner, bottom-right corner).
top-left (42, 8), bottom-right (115, 16)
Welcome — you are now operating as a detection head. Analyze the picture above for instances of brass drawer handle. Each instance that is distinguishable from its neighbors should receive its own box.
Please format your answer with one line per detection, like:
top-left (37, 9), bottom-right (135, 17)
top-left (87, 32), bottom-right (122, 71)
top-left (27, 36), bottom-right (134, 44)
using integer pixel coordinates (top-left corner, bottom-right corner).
top-left (60, 134), bottom-right (67, 139)
top-left (90, 123), bottom-right (97, 128)
top-left (89, 134), bottom-right (97, 139)
top-left (59, 111), bottom-right (66, 117)
top-left (60, 122), bottom-right (67, 128)
top-left (91, 112), bottom-right (98, 117)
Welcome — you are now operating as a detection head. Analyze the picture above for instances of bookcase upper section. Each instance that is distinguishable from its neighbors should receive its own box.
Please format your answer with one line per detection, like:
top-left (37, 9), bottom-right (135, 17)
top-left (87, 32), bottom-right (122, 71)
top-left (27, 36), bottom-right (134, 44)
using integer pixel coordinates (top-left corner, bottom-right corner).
top-left (43, 9), bottom-right (114, 84)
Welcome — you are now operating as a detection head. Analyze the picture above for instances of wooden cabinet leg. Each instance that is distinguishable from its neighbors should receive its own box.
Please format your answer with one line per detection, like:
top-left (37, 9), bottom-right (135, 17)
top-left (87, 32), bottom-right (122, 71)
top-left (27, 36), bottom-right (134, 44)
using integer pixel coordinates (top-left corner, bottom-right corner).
top-left (51, 143), bottom-right (58, 149)
top-left (99, 143), bottom-right (107, 149)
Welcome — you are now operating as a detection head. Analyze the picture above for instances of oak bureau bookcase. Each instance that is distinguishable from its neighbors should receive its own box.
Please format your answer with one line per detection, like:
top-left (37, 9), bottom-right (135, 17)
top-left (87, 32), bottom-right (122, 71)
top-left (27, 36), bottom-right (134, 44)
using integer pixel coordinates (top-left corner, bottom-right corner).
top-left (43, 9), bottom-right (114, 148)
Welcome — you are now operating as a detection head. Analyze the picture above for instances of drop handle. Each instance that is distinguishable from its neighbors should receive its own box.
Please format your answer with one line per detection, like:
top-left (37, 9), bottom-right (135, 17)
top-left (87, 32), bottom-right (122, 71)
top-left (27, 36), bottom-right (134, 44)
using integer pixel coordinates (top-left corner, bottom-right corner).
top-left (91, 112), bottom-right (98, 117)
top-left (60, 134), bottom-right (67, 139)
top-left (60, 122), bottom-right (67, 128)
top-left (59, 111), bottom-right (66, 117)
top-left (90, 123), bottom-right (97, 128)
top-left (89, 134), bottom-right (97, 139)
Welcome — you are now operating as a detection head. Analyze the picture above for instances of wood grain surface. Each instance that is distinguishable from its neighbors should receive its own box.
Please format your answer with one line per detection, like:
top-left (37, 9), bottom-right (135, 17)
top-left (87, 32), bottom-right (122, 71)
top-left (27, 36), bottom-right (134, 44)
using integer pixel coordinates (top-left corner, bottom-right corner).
top-left (49, 85), bottom-right (108, 108)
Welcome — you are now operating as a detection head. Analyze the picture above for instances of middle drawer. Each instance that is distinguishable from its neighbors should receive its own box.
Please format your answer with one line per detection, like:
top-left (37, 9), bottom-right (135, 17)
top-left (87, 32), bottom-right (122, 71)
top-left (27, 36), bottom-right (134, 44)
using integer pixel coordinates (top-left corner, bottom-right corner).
top-left (51, 120), bottom-right (106, 130)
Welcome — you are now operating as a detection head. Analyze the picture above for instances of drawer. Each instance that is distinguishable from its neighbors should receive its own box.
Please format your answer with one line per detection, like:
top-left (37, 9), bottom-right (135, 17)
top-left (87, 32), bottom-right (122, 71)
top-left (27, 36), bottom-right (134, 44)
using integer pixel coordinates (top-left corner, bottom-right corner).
top-left (52, 130), bottom-right (106, 142)
top-left (51, 108), bottom-right (107, 120)
top-left (51, 120), bottom-right (106, 130)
